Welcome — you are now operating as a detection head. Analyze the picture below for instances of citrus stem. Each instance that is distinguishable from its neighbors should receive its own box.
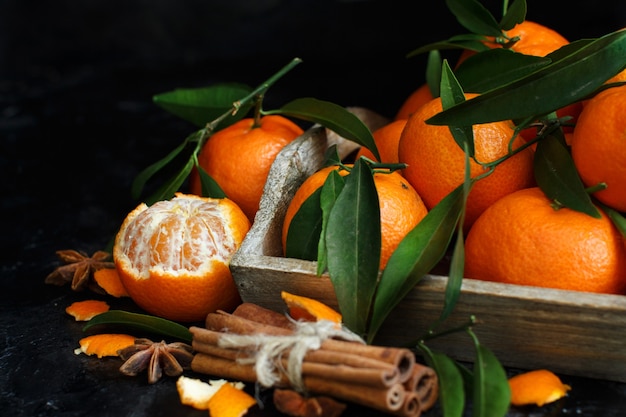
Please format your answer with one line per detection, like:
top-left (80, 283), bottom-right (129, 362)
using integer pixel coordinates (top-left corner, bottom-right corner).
top-left (406, 315), bottom-right (477, 347)
top-left (585, 182), bottom-right (608, 194)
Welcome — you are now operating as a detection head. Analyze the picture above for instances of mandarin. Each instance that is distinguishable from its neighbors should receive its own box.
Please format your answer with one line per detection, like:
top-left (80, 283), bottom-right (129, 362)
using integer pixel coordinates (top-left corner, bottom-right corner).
top-left (457, 20), bottom-right (578, 139)
top-left (398, 95), bottom-right (535, 229)
top-left (354, 119), bottom-right (407, 163)
top-left (571, 84), bottom-right (626, 211)
top-left (464, 187), bottom-right (626, 294)
top-left (394, 82), bottom-right (434, 121)
top-left (189, 115), bottom-right (303, 222)
top-left (113, 193), bottom-right (251, 322)
top-left (282, 165), bottom-right (428, 270)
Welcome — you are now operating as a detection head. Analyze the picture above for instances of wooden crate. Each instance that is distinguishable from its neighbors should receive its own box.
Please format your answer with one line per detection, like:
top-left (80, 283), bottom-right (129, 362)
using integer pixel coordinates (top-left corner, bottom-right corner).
top-left (230, 109), bottom-right (626, 383)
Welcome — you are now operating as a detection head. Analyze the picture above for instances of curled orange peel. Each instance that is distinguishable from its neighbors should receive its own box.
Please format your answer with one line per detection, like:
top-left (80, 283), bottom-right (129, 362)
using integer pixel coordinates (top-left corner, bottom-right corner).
top-left (509, 369), bottom-right (572, 407)
top-left (281, 291), bottom-right (342, 324)
top-left (66, 300), bottom-right (110, 321)
top-left (74, 334), bottom-right (136, 358)
top-left (207, 381), bottom-right (256, 417)
top-left (93, 268), bottom-right (129, 298)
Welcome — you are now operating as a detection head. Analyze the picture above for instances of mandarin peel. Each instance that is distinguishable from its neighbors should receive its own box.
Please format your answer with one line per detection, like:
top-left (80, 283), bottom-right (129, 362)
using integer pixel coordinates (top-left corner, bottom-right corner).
top-left (281, 291), bottom-right (342, 324)
top-left (65, 299), bottom-right (110, 321)
top-left (74, 334), bottom-right (136, 358)
top-left (206, 381), bottom-right (257, 417)
top-left (509, 369), bottom-right (572, 407)
top-left (176, 376), bottom-right (245, 410)
top-left (93, 268), bottom-right (129, 298)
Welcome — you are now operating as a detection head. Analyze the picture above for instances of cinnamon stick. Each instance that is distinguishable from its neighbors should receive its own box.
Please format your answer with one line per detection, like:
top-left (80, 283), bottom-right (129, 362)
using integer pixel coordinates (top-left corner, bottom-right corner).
top-left (404, 363), bottom-right (439, 411)
top-left (233, 302), bottom-right (295, 330)
top-left (190, 326), bottom-right (400, 388)
top-left (191, 352), bottom-right (407, 414)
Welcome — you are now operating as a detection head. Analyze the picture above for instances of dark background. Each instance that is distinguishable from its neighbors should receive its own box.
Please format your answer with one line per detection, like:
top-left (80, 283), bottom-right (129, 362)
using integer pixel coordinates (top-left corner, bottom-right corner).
top-left (1, 1), bottom-right (626, 416)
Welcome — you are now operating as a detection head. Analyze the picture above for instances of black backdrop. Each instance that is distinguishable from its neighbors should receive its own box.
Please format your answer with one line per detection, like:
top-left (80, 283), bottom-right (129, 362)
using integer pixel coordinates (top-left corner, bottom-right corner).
top-left (1, 1), bottom-right (626, 416)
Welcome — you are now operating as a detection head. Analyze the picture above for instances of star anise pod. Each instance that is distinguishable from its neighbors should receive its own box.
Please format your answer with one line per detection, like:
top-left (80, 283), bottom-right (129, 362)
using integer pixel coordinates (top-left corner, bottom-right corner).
top-left (45, 249), bottom-right (114, 292)
top-left (118, 338), bottom-right (194, 384)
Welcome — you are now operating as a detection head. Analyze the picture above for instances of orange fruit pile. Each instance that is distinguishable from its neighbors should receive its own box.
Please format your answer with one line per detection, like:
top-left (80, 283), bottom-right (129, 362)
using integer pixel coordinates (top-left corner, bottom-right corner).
top-left (397, 94), bottom-right (535, 229)
top-left (464, 187), bottom-right (626, 294)
top-left (190, 115), bottom-right (303, 222)
top-left (282, 165), bottom-right (428, 270)
top-left (113, 193), bottom-right (251, 322)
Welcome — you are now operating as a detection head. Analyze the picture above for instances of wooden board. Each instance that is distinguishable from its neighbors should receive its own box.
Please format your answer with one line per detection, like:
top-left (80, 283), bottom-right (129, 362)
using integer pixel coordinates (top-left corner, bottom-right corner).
top-left (230, 108), bottom-right (626, 383)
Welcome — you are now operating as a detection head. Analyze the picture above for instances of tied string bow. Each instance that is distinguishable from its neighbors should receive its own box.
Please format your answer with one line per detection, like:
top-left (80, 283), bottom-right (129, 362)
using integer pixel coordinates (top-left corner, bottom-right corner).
top-left (217, 319), bottom-right (364, 392)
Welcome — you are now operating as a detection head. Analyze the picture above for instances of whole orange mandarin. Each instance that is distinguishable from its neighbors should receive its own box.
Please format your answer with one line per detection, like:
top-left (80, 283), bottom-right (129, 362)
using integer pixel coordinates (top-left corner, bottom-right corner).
top-left (571, 84), bottom-right (626, 211)
top-left (113, 193), bottom-right (251, 322)
top-left (398, 95), bottom-right (535, 229)
top-left (282, 165), bottom-right (428, 270)
top-left (464, 187), bottom-right (626, 295)
top-left (354, 119), bottom-right (407, 163)
top-left (394, 83), bottom-right (434, 121)
top-left (457, 20), bottom-right (578, 139)
top-left (189, 115), bottom-right (303, 222)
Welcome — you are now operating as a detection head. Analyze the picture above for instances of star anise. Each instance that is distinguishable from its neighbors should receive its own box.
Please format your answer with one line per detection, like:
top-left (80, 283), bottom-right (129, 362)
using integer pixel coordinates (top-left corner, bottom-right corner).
top-left (118, 338), bottom-right (194, 384)
top-left (45, 249), bottom-right (114, 292)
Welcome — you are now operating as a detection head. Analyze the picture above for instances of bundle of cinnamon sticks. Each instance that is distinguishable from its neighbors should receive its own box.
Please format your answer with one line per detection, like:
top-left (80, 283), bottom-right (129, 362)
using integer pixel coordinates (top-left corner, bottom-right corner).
top-left (189, 303), bottom-right (438, 417)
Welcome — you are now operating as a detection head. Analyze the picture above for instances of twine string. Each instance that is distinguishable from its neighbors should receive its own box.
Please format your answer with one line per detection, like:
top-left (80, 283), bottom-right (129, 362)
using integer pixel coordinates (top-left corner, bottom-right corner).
top-left (217, 319), bottom-right (364, 392)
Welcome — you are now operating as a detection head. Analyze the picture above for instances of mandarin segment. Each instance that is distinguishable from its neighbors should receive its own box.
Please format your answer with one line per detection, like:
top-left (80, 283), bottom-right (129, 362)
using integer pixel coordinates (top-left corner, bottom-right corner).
top-left (75, 334), bottom-right (136, 358)
top-left (509, 370), bottom-right (571, 407)
top-left (65, 299), bottom-right (110, 321)
top-left (114, 193), bottom-right (250, 322)
top-left (464, 187), bottom-right (626, 294)
top-left (281, 291), bottom-right (342, 324)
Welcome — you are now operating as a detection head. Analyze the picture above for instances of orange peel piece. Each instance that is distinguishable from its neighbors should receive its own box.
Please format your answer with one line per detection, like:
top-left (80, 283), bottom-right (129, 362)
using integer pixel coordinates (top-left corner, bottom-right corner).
top-left (207, 382), bottom-right (256, 417)
top-left (74, 334), bottom-right (136, 358)
top-left (176, 376), bottom-right (245, 410)
top-left (93, 268), bottom-right (129, 298)
top-left (509, 369), bottom-right (572, 407)
top-left (281, 291), bottom-right (342, 324)
top-left (66, 300), bottom-right (110, 321)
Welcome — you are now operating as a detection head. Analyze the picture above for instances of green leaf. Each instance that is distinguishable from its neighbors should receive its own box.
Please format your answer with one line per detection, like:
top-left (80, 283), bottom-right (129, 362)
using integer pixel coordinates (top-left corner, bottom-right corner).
top-left (446, 0), bottom-right (503, 37)
top-left (470, 332), bottom-right (511, 417)
top-left (83, 310), bottom-right (192, 343)
top-left (499, 0), bottom-right (526, 30)
top-left (285, 188), bottom-right (324, 261)
top-left (455, 49), bottom-right (550, 93)
top-left (196, 164), bottom-right (227, 199)
top-left (143, 157), bottom-right (195, 206)
top-left (153, 83), bottom-right (253, 128)
top-left (440, 61), bottom-right (474, 158)
top-left (442, 230), bottom-right (465, 323)
top-left (426, 50), bottom-right (443, 98)
top-left (599, 203), bottom-right (626, 238)
top-left (273, 98), bottom-right (380, 161)
top-left (369, 185), bottom-right (465, 342)
top-left (317, 170), bottom-right (346, 275)
top-left (534, 132), bottom-right (601, 217)
top-left (325, 159), bottom-right (380, 337)
top-left (131, 130), bottom-right (202, 200)
top-left (428, 29), bottom-right (626, 126)
top-left (420, 344), bottom-right (465, 417)
top-left (406, 37), bottom-right (489, 58)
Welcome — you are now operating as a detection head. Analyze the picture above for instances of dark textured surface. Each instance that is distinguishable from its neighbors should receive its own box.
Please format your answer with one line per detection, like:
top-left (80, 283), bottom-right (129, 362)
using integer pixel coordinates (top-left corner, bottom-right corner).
top-left (2, 1), bottom-right (626, 416)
